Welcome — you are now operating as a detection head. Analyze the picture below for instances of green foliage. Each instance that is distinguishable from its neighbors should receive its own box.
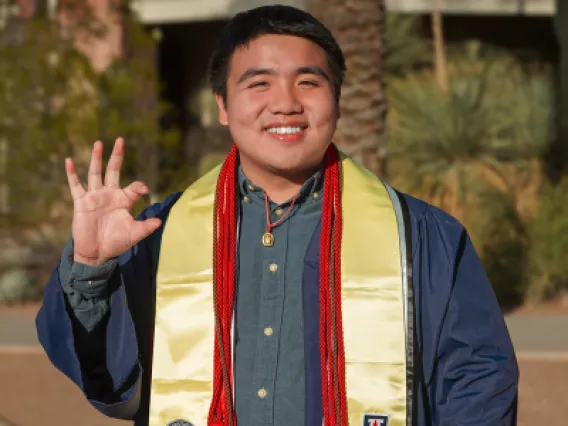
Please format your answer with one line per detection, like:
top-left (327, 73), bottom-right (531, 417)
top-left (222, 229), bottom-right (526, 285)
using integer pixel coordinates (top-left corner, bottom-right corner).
top-left (98, 13), bottom-right (180, 200)
top-left (0, 268), bottom-right (42, 304)
top-left (0, 7), bottom-right (179, 229)
top-left (467, 187), bottom-right (529, 308)
top-left (526, 180), bottom-right (568, 302)
top-left (0, 18), bottom-right (97, 228)
top-left (388, 42), bottom-right (552, 212)
top-left (384, 14), bottom-right (431, 76)
top-left (387, 41), bottom-right (557, 307)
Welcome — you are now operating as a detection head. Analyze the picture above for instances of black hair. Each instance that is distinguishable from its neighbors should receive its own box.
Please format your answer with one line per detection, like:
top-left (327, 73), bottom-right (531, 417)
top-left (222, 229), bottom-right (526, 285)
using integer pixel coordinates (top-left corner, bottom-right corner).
top-left (207, 5), bottom-right (346, 104)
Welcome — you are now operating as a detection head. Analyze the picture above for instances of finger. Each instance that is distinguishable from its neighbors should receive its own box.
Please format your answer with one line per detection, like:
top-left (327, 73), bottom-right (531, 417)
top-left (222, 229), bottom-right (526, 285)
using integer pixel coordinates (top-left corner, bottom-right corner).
top-left (130, 218), bottom-right (162, 244)
top-left (123, 181), bottom-right (150, 205)
top-left (105, 137), bottom-right (124, 188)
top-left (65, 158), bottom-right (86, 200)
top-left (88, 140), bottom-right (104, 191)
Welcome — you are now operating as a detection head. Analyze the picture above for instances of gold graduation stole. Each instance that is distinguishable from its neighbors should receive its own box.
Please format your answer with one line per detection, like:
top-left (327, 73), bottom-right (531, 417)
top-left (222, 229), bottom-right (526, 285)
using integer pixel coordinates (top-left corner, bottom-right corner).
top-left (148, 156), bottom-right (412, 426)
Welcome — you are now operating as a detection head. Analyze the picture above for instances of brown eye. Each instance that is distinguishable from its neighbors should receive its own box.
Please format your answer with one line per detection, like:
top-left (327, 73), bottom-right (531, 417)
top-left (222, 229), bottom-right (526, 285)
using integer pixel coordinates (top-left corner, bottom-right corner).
top-left (299, 80), bottom-right (319, 87)
top-left (249, 81), bottom-right (268, 88)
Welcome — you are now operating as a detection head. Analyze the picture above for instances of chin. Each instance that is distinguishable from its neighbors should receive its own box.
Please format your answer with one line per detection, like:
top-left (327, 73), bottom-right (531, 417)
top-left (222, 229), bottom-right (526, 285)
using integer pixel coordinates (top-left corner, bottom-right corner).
top-left (266, 157), bottom-right (319, 176)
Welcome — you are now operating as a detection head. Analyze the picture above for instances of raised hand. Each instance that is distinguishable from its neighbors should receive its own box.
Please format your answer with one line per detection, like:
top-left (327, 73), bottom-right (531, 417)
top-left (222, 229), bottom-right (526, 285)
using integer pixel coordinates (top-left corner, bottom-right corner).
top-left (66, 138), bottom-right (162, 266)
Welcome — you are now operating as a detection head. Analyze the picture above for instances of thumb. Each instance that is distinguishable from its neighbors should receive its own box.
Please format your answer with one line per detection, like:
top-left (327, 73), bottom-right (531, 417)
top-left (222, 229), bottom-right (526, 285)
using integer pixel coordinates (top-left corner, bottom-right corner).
top-left (123, 181), bottom-right (149, 205)
top-left (130, 217), bottom-right (162, 244)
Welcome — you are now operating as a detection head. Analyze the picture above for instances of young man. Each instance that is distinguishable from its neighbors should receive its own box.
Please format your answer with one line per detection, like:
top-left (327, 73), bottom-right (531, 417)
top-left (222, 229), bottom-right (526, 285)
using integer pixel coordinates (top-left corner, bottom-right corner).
top-left (36, 5), bottom-right (518, 426)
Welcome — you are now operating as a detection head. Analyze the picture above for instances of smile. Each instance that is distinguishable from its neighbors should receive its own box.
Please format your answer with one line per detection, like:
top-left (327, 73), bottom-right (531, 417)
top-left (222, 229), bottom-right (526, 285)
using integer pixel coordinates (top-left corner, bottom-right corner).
top-left (266, 126), bottom-right (306, 135)
top-left (265, 125), bottom-right (308, 143)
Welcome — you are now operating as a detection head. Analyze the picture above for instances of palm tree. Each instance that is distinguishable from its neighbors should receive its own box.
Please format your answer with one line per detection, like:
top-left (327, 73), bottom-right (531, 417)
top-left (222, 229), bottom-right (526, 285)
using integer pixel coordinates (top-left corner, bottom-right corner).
top-left (388, 44), bottom-right (552, 218)
top-left (431, 0), bottom-right (449, 94)
top-left (305, 0), bottom-right (388, 179)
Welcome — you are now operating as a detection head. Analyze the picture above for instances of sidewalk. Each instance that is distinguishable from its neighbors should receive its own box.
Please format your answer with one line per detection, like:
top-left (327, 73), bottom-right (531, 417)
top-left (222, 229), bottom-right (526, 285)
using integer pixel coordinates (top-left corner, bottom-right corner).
top-left (0, 310), bottom-right (39, 352)
top-left (505, 314), bottom-right (568, 358)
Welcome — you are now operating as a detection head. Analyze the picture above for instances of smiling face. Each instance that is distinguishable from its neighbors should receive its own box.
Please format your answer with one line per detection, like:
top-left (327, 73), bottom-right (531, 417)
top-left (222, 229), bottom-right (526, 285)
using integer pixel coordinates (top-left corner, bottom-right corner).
top-left (216, 34), bottom-right (340, 183)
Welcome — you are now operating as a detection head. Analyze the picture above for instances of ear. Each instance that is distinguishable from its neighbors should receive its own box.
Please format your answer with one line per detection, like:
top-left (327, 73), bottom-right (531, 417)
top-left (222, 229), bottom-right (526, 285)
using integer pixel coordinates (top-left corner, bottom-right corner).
top-left (215, 94), bottom-right (229, 126)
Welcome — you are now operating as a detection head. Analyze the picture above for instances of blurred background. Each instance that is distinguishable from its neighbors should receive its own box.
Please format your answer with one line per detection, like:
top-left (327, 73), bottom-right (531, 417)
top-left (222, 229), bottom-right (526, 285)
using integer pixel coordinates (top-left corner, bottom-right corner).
top-left (0, 0), bottom-right (566, 425)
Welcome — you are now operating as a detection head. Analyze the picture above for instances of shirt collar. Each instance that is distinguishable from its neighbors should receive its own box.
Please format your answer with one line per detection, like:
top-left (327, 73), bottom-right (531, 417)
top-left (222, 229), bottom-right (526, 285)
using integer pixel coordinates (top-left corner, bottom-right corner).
top-left (237, 163), bottom-right (324, 207)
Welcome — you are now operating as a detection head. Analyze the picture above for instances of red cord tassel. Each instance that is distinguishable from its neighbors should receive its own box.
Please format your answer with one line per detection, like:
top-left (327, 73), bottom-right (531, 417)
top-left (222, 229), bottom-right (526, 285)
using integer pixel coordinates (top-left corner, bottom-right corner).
top-left (209, 143), bottom-right (347, 426)
top-left (320, 145), bottom-right (348, 426)
top-left (209, 144), bottom-right (238, 426)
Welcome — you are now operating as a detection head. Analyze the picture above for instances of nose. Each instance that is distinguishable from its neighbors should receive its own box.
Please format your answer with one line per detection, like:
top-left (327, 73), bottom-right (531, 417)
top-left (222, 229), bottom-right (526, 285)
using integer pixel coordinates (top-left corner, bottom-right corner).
top-left (268, 83), bottom-right (303, 115)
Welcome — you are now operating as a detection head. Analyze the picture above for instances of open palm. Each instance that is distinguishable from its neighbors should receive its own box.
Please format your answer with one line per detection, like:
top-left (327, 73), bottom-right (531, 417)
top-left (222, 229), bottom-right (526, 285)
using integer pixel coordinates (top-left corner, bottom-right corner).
top-left (67, 138), bottom-right (161, 266)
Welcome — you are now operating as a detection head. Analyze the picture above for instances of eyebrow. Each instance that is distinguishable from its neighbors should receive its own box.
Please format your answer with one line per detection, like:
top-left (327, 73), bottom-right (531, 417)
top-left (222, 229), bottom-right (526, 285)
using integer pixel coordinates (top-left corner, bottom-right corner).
top-left (237, 66), bottom-right (331, 84)
top-left (237, 68), bottom-right (274, 84)
top-left (296, 66), bottom-right (330, 81)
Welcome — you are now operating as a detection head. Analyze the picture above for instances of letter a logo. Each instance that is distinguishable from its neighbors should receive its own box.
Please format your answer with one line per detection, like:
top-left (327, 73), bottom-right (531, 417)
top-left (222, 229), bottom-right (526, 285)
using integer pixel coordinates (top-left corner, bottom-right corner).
top-left (362, 414), bottom-right (389, 426)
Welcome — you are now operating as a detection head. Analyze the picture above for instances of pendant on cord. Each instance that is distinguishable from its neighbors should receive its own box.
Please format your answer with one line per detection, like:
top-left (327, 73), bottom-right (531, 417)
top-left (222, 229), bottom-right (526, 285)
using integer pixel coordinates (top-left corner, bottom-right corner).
top-left (262, 191), bottom-right (299, 248)
top-left (262, 232), bottom-right (275, 247)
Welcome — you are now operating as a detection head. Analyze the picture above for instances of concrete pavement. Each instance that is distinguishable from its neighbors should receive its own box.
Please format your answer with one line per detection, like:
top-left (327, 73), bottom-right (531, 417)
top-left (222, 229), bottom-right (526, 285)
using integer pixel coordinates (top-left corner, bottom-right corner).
top-left (0, 311), bottom-right (39, 351)
top-left (504, 314), bottom-right (568, 359)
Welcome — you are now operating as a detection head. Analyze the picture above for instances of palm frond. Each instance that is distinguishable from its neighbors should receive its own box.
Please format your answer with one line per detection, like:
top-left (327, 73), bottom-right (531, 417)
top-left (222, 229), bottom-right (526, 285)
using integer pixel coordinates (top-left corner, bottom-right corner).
top-left (388, 46), bottom-right (553, 209)
top-left (384, 13), bottom-right (431, 76)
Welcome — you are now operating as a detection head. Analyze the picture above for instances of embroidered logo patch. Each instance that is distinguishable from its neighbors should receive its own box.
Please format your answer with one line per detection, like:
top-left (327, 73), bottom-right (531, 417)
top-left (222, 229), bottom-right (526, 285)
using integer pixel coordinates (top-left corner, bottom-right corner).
top-left (363, 414), bottom-right (389, 426)
top-left (166, 420), bottom-right (193, 426)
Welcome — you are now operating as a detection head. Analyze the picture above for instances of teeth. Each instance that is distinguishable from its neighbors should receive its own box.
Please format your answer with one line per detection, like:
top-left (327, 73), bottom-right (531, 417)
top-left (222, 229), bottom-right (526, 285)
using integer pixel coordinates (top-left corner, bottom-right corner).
top-left (267, 127), bottom-right (304, 135)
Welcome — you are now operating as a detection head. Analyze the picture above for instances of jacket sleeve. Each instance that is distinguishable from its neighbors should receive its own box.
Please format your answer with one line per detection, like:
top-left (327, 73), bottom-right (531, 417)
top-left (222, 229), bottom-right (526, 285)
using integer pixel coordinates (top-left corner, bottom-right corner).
top-left (35, 194), bottom-right (181, 420)
top-left (36, 262), bottom-right (141, 420)
top-left (433, 230), bottom-right (519, 425)
top-left (58, 237), bottom-right (117, 335)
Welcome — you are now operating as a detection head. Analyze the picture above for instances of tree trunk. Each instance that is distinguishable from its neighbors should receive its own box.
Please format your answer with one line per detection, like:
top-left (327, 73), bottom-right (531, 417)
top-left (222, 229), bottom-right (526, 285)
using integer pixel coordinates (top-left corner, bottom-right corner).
top-left (306, 0), bottom-right (388, 179)
top-left (432, 0), bottom-right (449, 94)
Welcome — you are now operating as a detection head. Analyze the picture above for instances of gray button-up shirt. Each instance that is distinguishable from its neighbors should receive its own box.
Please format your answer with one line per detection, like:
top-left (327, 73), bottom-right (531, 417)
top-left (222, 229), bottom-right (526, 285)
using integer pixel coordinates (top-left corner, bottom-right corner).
top-left (58, 167), bottom-right (323, 426)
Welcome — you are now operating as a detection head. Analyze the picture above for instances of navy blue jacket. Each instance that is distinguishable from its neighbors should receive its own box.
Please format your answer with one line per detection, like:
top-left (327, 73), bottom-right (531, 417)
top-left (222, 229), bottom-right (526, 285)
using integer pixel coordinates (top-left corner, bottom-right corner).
top-left (36, 190), bottom-right (518, 426)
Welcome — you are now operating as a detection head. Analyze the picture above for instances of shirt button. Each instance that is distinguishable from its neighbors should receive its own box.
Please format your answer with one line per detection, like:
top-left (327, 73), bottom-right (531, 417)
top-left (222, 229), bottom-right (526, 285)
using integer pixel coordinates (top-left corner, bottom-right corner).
top-left (257, 388), bottom-right (267, 398)
top-left (313, 192), bottom-right (319, 199)
top-left (269, 263), bottom-right (278, 272)
top-left (275, 208), bottom-right (283, 216)
top-left (243, 196), bottom-right (249, 203)
top-left (264, 327), bottom-right (273, 336)
top-left (248, 184), bottom-right (255, 191)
